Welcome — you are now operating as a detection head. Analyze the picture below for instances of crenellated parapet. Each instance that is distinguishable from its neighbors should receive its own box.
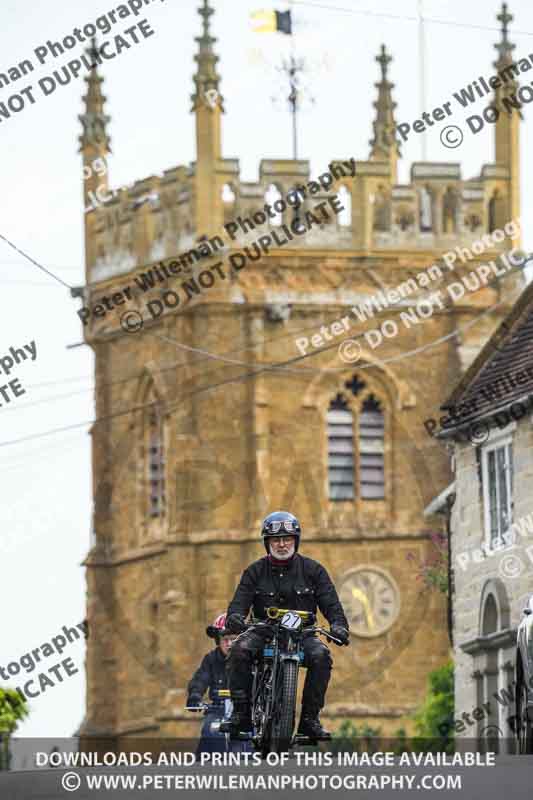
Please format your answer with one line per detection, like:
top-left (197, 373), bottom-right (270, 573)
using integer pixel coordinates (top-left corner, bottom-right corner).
top-left (85, 154), bottom-right (519, 289)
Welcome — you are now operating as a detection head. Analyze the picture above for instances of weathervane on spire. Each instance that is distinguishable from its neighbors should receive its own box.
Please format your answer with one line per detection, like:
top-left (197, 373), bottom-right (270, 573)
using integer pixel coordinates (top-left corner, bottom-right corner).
top-left (272, 54), bottom-right (313, 161)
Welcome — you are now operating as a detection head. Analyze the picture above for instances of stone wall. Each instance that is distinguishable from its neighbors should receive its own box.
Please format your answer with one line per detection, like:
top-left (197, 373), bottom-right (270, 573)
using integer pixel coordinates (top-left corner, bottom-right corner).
top-left (451, 416), bottom-right (533, 749)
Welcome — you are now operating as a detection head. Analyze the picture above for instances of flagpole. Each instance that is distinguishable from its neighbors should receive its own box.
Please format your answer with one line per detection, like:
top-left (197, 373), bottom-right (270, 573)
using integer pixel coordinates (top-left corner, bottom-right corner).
top-left (289, 0), bottom-right (298, 160)
top-left (418, 0), bottom-right (427, 161)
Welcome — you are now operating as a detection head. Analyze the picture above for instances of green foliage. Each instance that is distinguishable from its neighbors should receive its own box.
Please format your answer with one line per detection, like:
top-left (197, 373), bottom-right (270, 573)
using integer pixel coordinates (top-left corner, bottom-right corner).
top-left (330, 720), bottom-right (383, 753)
top-left (330, 663), bottom-right (454, 756)
top-left (390, 726), bottom-right (410, 755)
top-left (411, 661), bottom-right (454, 753)
top-left (0, 688), bottom-right (29, 771)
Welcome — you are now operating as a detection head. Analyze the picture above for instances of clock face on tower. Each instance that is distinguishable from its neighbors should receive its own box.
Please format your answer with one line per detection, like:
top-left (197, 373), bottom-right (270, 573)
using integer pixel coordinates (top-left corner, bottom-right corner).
top-left (338, 566), bottom-right (400, 638)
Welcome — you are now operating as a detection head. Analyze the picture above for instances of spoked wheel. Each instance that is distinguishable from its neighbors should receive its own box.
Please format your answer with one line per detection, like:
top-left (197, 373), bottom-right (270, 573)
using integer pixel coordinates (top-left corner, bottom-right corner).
top-left (253, 670), bottom-right (272, 759)
top-left (271, 660), bottom-right (298, 754)
top-left (255, 700), bottom-right (273, 759)
top-left (517, 680), bottom-right (533, 754)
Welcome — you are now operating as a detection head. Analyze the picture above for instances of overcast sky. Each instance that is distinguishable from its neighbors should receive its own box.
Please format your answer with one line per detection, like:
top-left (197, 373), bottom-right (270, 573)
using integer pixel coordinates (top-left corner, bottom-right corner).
top-left (2, 0), bottom-right (533, 740)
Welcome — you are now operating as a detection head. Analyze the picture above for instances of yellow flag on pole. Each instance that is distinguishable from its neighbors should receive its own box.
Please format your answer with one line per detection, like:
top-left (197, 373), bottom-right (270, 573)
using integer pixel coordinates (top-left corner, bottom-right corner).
top-left (251, 10), bottom-right (277, 33)
top-left (251, 9), bottom-right (292, 34)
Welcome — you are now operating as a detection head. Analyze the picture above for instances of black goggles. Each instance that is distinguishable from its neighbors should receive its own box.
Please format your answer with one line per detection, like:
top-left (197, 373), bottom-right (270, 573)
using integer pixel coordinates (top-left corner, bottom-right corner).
top-left (265, 520), bottom-right (298, 534)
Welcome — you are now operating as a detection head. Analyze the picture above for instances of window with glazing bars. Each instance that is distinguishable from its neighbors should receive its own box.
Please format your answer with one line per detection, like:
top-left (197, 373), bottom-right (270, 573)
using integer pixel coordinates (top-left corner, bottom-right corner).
top-left (359, 395), bottom-right (385, 499)
top-left (327, 394), bottom-right (355, 500)
top-left (485, 441), bottom-right (513, 548)
top-left (148, 405), bottom-right (165, 517)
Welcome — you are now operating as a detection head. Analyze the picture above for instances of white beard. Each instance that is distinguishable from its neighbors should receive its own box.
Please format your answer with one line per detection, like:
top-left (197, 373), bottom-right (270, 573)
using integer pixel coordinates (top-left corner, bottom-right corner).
top-left (270, 543), bottom-right (295, 560)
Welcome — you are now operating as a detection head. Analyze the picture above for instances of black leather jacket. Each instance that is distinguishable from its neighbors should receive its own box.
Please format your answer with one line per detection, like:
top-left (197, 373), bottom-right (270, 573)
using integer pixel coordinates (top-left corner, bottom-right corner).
top-left (227, 554), bottom-right (348, 628)
top-left (187, 647), bottom-right (227, 704)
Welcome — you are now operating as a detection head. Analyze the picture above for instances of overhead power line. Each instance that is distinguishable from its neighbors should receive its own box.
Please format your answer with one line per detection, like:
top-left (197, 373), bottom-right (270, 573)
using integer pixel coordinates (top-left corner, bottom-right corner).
top-left (291, 1), bottom-right (533, 38)
top-left (0, 234), bottom-right (73, 290)
top-left (0, 271), bottom-right (525, 450)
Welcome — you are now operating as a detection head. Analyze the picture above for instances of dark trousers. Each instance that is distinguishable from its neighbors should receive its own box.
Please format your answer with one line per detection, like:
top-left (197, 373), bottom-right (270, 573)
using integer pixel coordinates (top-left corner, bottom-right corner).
top-left (226, 626), bottom-right (332, 716)
top-left (195, 705), bottom-right (253, 757)
top-left (196, 707), bottom-right (227, 756)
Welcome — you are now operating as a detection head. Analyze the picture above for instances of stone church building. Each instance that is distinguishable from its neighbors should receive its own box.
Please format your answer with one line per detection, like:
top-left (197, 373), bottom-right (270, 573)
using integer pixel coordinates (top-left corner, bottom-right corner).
top-left (77, 2), bottom-right (525, 742)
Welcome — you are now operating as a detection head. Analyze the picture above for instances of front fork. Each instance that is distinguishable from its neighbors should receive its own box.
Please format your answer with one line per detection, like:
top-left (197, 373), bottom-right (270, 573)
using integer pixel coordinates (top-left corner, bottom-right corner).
top-left (273, 638), bottom-right (301, 719)
top-left (252, 635), bottom-right (301, 739)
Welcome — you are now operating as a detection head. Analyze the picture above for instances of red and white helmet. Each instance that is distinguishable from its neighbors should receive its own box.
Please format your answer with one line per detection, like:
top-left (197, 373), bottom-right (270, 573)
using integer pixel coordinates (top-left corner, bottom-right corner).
top-left (206, 613), bottom-right (227, 639)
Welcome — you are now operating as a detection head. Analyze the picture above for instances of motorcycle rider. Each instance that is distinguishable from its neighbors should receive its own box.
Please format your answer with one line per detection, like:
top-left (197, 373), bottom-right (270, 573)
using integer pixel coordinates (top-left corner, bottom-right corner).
top-left (186, 613), bottom-right (240, 755)
top-left (225, 511), bottom-right (350, 740)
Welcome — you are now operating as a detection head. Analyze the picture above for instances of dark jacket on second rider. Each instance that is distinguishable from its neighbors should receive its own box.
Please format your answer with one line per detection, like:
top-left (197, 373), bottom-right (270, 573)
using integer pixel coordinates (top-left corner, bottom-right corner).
top-left (227, 553), bottom-right (348, 629)
top-left (187, 647), bottom-right (228, 705)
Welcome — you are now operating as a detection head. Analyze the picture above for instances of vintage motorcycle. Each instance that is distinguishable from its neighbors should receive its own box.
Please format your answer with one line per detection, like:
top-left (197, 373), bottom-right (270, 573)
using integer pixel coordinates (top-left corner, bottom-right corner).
top-left (222, 607), bottom-right (347, 756)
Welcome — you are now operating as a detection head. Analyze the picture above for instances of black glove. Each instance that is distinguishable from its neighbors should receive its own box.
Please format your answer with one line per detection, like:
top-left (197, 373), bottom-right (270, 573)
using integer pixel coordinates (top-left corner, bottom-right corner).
top-left (329, 624), bottom-right (350, 645)
top-left (226, 613), bottom-right (247, 634)
top-left (186, 694), bottom-right (203, 710)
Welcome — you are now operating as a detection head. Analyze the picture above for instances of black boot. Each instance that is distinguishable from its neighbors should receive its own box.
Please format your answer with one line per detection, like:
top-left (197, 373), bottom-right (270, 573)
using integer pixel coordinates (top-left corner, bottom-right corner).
top-left (228, 693), bottom-right (252, 739)
top-left (297, 712), bottom-right (330, 741)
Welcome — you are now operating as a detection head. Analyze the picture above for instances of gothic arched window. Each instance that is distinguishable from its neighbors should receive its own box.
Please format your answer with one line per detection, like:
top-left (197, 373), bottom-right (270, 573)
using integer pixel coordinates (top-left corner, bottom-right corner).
top-left (359, 395), bottom-right (385, 499)
top-left (327, 394), bottom-right (355, 500)
top-left (327, 382), bottom-right (385, 501)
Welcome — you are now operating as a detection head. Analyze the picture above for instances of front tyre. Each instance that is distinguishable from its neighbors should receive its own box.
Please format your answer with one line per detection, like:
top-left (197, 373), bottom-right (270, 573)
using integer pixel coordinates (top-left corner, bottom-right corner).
top-left (271, 660), bottom-right (298, 753)
top-left (253, 666), bottom-right (272, 759)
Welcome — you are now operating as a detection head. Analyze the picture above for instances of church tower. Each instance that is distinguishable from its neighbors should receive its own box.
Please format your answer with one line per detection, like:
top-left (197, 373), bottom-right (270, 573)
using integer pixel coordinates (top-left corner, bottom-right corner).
top-left (79, 2), bottom-right (525, 745)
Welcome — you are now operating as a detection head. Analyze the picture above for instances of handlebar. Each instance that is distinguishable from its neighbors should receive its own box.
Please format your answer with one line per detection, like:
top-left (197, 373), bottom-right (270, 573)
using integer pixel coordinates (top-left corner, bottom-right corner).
top-left (314, 625), bottom-right (349, 647)
top-left (185, 687), bottom-right (233, 712)
top-left (185, 703), bottom-right (209, 712)
top-left (242, 619), bottom-right (349, 647)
